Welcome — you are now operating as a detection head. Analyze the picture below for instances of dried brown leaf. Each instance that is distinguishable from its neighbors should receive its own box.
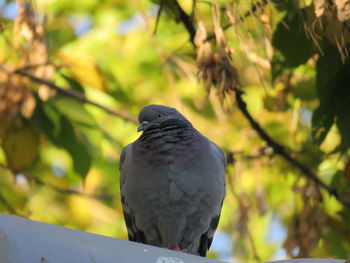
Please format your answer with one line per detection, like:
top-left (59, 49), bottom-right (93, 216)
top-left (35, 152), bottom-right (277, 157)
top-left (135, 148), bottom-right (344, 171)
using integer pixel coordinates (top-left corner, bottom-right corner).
top-left (0, 1), bottom-right (55, 119)
top-left (20, 93), bottom-right (36, 118)
top-left (334, 0), bottom-right (350, 21)
top-left (314, 0), bottom-right (326, 17)
top-left (195, 21), bottom-right (216, 93)
top-left (194, 20), bottom-right (208, 47)
top-left (284, 205), bottom-right (327, 257)
top-left (14, 1), bottom-right (37, 45)
top-left (38, 85), bottom-right (56, 101)
top-left (236, 194), bottom-right (250, 235)
top-left (212, 4), bottom-right (239, 101)
top-left (213, 3), bottom-right (226, 50)
top-left (343, 159), bottom-right (350, 179)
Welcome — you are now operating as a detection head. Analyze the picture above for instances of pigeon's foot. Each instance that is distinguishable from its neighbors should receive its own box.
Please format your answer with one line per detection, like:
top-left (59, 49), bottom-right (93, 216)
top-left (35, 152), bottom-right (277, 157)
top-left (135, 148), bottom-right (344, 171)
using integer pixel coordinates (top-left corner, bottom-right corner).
top-left (170, 246), bottom-right (181, 252)
top-left (181, 249), bottom-right (198, 255)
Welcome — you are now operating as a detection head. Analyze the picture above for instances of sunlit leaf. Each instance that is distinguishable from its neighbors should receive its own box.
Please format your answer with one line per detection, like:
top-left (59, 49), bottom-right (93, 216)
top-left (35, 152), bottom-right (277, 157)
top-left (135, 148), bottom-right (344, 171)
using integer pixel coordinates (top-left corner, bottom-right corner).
top-left (30, 98), bottom-right (92, 177)
top-left (57, 51), bottom-right (105, 90)
top-left (47, 26), bottom-right (76, 52)
top-left (2, 123), bottom-right (39, 172)
top-left (51, 96), bottom-right (96, 127)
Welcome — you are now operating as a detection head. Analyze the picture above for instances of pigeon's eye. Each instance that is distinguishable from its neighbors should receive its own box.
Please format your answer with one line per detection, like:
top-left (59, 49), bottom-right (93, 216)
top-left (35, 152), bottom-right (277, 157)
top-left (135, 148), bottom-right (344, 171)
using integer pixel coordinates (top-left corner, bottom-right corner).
top-left (157, 113), bottom-right (163, 118)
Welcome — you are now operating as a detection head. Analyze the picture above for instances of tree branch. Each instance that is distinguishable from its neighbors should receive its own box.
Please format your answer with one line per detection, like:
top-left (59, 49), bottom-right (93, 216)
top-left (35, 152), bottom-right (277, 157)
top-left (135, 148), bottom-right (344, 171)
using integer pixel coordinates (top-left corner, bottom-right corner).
top-left (233, 88), bottom-right (350, 208)
top-left (226, 147), bottom-right (275, 165)
top-left (162, 0), bottom-right (350, 208)
top-left (13, 69), bottom-right (138, 124)
top-left (173, 0), bottom-right (196, 46)
top-left (24, 173), bottom-right (115, 201)
top-left (227, 173), bottom-right (262, 263)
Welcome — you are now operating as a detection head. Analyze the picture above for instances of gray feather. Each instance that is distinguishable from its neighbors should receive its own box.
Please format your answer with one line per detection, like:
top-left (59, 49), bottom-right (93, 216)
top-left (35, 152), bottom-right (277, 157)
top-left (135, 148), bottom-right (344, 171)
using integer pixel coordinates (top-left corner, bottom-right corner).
top-left (119, 104), bottom-right (226, 256)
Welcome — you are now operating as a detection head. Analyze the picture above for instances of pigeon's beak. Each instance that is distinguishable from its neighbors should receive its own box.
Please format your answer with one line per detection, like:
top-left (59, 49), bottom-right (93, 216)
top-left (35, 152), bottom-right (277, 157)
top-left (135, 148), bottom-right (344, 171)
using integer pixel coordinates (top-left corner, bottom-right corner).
top-left (137, 121), bottom-right (149, 132)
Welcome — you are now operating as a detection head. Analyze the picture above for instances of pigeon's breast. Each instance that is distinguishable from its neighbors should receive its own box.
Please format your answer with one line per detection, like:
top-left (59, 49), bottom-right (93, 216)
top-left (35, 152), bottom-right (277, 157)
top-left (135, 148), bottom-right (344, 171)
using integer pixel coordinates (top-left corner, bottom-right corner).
top-left (134, 128), bottom-right (199, 165)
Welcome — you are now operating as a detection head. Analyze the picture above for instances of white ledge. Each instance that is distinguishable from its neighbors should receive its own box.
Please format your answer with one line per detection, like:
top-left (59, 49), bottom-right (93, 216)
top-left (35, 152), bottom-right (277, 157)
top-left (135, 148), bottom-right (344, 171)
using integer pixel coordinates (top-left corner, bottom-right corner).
top-left (268, 260), bottom-right (345, 263)
top-left (0, 212), bottom-right (223, 263)
top-left (0, 213), bottom-right (345, 263)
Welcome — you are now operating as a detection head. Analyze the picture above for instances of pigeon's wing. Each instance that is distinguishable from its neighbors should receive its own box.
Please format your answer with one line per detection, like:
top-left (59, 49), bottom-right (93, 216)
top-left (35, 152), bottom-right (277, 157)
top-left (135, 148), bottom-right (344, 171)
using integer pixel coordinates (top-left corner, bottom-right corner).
top-left (197, 142), bottom-right (226, 257)
top-left (119, 144), bottom-right (146, 243)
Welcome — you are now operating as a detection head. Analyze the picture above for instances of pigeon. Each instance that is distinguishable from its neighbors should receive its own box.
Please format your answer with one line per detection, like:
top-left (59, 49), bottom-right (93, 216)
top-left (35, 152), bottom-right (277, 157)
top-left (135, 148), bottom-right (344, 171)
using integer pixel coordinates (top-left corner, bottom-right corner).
top-left (119, 104), bottom-right (226, 257)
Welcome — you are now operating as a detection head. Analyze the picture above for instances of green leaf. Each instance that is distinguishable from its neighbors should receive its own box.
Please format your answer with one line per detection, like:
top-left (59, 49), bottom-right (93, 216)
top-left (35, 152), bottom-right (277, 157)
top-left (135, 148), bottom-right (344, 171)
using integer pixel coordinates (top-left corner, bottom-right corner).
top-left (95, 158), bottom-right (119, 199)
top-left (311, 104), bottom-right (335, 146)
top-left (271, 11), bottom-right (313, 80)
top-left (61, 74), bottom-right (85, 93)
top-left (43, 103), bottom-right (62, 137)
top-left (270, 0), bottom-right (298, 11)
top-left (312, 44), bottom-right (350, 147)
top-left (101, 68), bottom-right (132, 104)
top-left (78, 125), bottom-right (103, 158)
top-left (182, 97), bottom-right (216, 119)
top-left (56, 117), bottom-right (92, 177)
top-left (51, 96), bottom-right (96, 126)
top-left (30, 97), bottom-right (61, 141)
top-left (335, 76), bottom-right (350, 148)
top-left (315, 45), bottom-right (343, 102)
top-left (31, 98), bottom-right (92, 177)
top-left (293, 78), bottom-right (317, 101)
top-left (326, 228), bottom-right (350, 257)
top-left (338, 209), bottom-right (350, 223)
top-left (2, 123), bottom-right (39, 172)
top-left (47, 27), bottom-right (76, 52)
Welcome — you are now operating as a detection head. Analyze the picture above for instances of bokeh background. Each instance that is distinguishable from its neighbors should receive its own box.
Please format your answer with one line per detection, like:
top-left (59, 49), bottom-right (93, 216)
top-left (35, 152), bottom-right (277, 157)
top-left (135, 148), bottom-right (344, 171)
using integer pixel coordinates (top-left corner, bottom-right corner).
top-left (1, 0), bottom-right (350, 262)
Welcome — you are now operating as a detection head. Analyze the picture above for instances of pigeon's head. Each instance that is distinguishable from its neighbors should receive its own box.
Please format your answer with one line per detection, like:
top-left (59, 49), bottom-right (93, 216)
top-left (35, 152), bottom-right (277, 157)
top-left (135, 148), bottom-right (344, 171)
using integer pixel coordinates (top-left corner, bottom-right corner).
top-left (137, 104), bottom-right (187, 132)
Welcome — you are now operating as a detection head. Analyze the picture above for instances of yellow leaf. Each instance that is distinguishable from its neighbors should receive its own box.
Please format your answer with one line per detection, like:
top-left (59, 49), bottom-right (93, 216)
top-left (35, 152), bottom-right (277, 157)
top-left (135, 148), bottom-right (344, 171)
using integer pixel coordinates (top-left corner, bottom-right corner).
top-left (2, 124), bottom-right (39, 172)
top-left (68, 195), bottom-right (92, 226)
top-left (57, 51), bottom-right (105, 90)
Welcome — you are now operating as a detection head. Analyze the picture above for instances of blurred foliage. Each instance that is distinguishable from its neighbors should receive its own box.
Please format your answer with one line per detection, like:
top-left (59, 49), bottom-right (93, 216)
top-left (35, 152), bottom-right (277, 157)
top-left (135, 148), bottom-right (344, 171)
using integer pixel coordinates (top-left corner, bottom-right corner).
top-left (1, 0), bottom-right (350, 262)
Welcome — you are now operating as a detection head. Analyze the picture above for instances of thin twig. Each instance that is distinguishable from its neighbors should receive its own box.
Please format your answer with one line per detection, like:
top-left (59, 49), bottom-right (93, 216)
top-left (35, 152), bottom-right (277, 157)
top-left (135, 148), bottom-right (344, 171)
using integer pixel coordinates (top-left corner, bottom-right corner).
top-left (35, 177), bottom-right (115, 201)
top-left (153, 1), bottom-right (163, 35)
top-left (14, 62), bottom-right (62, 71)
top-left (13, 69), bottom-right (138, 124)
top-left (227, 170), bottom-right (262, 263)
top-left (226, 148), bottom-right (273, 165)
top-left (0, 165), bottom-right (115, 201)
top-left (20, 172), bottom-right (116, 201)
top-left (233, 88), bottom-right (350, 208)
top-left (206, 0), bottom-right (269, 41)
